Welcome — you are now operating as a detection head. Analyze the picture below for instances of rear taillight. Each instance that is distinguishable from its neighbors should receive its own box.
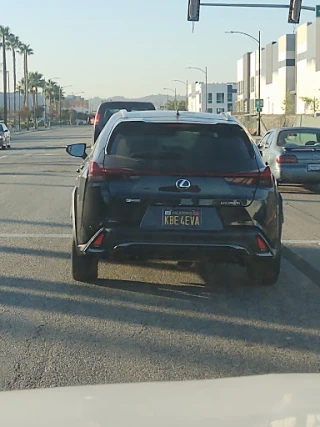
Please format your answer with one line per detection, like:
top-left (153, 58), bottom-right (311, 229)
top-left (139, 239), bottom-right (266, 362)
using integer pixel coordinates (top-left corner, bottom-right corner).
top-left (256, 235), bottom-right (268, 252)
top-left (88, 162), bottom-right (136, 182)
top-left (94, 113), bottom-right (100, 125)
top-left (92, 233), bottom-right (104, 248)
top-left (224, 167), bottom-right (273, 188)
top-left (258, 166), bottom-right (273, 187)
top-left (276, 155), bottom-right (298, 164)
top-left (88, 161), bottom-right (106, 182)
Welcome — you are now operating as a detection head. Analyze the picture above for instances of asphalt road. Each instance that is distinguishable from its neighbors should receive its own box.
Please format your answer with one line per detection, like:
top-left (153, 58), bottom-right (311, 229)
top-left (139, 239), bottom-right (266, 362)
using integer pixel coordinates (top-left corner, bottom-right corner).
top-left (0, 127), bottom-right (319, 391)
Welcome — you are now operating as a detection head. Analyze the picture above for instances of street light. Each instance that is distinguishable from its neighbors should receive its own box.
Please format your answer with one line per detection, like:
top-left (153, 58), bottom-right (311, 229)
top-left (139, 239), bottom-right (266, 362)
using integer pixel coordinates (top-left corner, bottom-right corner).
top-left (59, 85), bottom-right (72, 127)
top-left (186, 66), bottom-right (208, 112)
top-left (172, 79), bottom-right (188, 109)
top-left (225, 30), bottom-right (261, 136)
top-left (163, 87), bottom-right (177, 108)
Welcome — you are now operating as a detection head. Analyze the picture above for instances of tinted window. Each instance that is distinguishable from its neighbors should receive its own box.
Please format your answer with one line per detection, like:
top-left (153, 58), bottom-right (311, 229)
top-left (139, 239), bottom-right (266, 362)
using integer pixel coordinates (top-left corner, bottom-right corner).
top-left (0, 124), bottom-right (3, 132)
top-left (107, 122), bottom-right (257, 173)
top-left (277, 130), bottom-right (320, 148)
top-left (99, 102), bottom-right (156, 125)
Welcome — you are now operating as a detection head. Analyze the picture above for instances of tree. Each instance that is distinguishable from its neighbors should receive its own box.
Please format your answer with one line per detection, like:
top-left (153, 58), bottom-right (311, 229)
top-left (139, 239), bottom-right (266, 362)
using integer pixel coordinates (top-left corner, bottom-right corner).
top-left (7, 33), bottom-right (20, 126)
top-left (18, 43), bottom-right (34, 108)
top-left (17, 106), bottom-right (32, 128)
top-left (282, 90), bottom-right (294, 114)
top-left (0, 25), bottom-right (11, 124)
top-left (28, 71), bottom-right (44, 127)
top-left (165, 99), bottom-right (187, 110)
top-left (301, 96), bottom-right (319, 114)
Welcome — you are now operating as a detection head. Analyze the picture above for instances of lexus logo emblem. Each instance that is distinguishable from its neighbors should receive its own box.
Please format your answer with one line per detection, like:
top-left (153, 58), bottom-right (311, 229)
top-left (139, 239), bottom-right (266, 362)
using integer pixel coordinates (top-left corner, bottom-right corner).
top-left (176, 179), bottom-right (191, 189)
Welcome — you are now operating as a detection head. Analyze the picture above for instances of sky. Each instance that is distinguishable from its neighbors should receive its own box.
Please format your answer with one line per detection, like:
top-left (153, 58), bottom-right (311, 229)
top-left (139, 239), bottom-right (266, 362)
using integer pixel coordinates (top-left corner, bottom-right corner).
top-left (1, 0), bottom-right (317, 99)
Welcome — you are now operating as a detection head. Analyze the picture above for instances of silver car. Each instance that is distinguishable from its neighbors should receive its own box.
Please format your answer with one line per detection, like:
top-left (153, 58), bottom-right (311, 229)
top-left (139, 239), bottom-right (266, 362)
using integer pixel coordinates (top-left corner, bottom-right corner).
top-left (0, 123), bottom-right (11, 149)
top-left (258, 127), bottom-right (320, 192)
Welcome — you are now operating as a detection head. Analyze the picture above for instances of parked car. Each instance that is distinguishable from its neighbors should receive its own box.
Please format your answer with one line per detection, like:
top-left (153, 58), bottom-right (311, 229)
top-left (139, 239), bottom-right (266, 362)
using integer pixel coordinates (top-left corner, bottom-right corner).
top-left (67, 110), bottom-right (283, 285)
top-left (258, 127), bottom-right (320, 192)
top-left (93, 101), bottom-right (156, 143)
top-left (0, 123), bottom-right (11, 149)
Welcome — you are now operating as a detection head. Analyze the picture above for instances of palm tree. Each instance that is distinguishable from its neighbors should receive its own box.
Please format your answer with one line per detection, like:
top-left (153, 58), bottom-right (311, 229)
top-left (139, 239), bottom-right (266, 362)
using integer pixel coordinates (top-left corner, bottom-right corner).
top-left (44, 80), bottom-right (59, 120)
top-left (28, 71), bottom-right (44, 127)
top-left (7, 33), bottom-right (20, 126)
top-left (0, 26), bottom-right (11, 124)
top-left (18, 43), bottom-right (34, 108)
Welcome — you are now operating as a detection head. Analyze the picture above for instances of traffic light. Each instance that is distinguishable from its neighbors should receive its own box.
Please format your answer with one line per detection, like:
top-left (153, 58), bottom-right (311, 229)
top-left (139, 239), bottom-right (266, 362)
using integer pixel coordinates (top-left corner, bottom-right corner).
top-left (187, 0), bottom-right (200, 22)
top-left (288, 0), bottom-right (302, 23)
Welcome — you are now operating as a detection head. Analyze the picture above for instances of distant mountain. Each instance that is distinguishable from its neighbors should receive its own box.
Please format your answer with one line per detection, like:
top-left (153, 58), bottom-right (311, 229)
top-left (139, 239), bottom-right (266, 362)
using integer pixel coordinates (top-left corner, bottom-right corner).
top-left (94, 94), bottom-right (185, 107)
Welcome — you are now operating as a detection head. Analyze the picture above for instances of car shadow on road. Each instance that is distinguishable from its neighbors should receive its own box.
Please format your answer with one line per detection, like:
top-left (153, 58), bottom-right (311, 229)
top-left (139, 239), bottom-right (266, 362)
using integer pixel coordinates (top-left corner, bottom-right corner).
top-left (0, 269), bottom-right (319, 367)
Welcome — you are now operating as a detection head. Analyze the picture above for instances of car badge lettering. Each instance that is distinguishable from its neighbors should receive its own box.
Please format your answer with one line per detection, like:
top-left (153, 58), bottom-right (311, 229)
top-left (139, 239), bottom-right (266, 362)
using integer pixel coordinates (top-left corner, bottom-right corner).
top-left (176, 179), bottom-right (191, 189)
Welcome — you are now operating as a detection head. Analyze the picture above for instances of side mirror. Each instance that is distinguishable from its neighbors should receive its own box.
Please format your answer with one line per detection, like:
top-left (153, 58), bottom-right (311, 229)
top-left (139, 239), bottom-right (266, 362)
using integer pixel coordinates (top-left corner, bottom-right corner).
top-left (66, 143), bottom-right (87, 159)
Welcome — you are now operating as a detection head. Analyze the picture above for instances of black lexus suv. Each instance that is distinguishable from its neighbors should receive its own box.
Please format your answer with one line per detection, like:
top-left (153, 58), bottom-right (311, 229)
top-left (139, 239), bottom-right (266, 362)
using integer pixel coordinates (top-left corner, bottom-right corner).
top-left (67, 110), bottom-right (283, 285)
top-left (93, 101), bottom-right (156, 143)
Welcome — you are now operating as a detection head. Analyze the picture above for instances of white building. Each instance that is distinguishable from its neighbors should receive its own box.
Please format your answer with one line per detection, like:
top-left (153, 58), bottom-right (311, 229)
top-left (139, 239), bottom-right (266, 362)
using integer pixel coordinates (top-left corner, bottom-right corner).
top-left (187, 82), bottom-right (237, 114)
top-left (295, 20), bottom-right (320, 114)
top-left (236, 12), bottom-right (320, 115)
top-left (237, 34), bottom-right (295, 115)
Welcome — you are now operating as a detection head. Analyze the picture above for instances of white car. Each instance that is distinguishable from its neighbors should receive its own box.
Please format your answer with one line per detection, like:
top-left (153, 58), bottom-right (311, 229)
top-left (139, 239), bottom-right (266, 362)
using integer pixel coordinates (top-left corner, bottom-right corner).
top-left (0, 123), bottom-right (11, 149)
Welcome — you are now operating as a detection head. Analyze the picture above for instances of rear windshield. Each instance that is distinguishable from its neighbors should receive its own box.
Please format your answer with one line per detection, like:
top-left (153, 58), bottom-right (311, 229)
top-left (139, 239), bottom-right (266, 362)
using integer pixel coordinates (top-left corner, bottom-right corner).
top-left (101, 103), bottom-right (155, 122)
top-left (277, 130), bottom-right (320, 148)
top-left (106, 122), bottom-right (257, 173)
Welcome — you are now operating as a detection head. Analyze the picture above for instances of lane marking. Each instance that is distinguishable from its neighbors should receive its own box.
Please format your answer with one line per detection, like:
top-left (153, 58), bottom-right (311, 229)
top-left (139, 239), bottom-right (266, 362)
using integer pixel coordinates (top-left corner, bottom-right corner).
top-left (0, 233), bottom-right (71, 238)
top-left (0, 155), bottom-right (8, 159)
top-left (282, 240), bottom-right (320, 245)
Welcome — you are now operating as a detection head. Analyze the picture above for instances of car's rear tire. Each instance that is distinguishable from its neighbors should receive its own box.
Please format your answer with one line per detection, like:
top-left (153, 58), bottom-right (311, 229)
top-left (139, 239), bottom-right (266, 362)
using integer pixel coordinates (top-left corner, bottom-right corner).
top-left (247, 254), bottom-right (281, 286)
top-left (1, 145), bottom-right (5, 150)
top-left (72, 240), bottom-right (98, 282)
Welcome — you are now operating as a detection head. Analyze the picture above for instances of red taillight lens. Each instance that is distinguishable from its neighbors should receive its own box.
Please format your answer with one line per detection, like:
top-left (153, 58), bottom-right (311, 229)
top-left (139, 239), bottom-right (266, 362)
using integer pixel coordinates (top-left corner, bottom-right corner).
top-left (258, 166), bottom-right (273, 187)
top-left (224, 167), bottom-right (273, 188)
top-left (94, 113), bottom-right (100, 125)
top-left (88, 162), bottom-right (136, 182)
top-left (88, 161), bottom-right (106, 182)
top-left (276, 155), bottom-right (298, 164)
top-left (256, 235), bottom-right (268, 251)
top-left (92, 233), bottom-right (104, 247)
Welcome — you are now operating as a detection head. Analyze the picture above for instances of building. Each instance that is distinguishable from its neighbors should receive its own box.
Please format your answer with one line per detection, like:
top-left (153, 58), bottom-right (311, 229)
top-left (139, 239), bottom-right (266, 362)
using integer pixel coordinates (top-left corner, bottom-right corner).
top-left (236, 12), bottom-right (320, 115)
top-left (187, 82), bottom-right (237, 114)
top-left (64, 95), bottom-right (89, 112)
top-left (88, 97), bottom-right (105, 113)
top-left (295, 20), bottom-right (320, 113)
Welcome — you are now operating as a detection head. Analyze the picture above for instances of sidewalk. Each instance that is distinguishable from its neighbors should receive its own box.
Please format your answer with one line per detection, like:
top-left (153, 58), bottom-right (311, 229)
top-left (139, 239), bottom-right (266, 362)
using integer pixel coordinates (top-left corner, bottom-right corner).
top-left (13, 126), bottom-right (54, 136)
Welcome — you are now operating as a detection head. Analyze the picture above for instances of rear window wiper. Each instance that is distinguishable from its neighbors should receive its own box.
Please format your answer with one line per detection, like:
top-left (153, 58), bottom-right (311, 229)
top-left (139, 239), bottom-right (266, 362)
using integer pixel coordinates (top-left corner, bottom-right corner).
top-left (131, 151), bottom-right (182, 160)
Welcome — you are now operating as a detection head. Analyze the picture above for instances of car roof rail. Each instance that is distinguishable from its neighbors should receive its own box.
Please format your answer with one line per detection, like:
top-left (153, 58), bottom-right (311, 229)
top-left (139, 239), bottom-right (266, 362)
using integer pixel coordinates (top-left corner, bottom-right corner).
top-left (219, 112), bottom-right (236, 122)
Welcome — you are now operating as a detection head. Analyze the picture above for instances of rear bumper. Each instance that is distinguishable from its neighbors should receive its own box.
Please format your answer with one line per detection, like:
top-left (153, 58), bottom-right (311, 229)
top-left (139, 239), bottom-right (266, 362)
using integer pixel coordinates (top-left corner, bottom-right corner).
top-left (78, 226), bottom-right (280, 263)
top-left (273, 165), bottom-right (320, 183)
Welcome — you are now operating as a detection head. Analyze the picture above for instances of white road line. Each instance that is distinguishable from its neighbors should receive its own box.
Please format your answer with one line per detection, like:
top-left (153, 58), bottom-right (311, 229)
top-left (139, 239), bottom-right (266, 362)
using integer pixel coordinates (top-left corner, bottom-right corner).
top-left (0, 155), bottom-right (8, 159)
top-left (0, 234), bottom-right (71, 238)
top-left (283, 240), bottom-right (320, 245)
top-left (34, 154), bottom-right (61, 156)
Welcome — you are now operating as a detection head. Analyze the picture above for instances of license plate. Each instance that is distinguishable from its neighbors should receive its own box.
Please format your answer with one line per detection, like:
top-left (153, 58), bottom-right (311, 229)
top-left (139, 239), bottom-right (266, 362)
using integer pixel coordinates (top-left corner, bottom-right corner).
top-left (163, 209), bottom-right (202, 227)
top-left (307, 164), bottom-right (320, 171)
